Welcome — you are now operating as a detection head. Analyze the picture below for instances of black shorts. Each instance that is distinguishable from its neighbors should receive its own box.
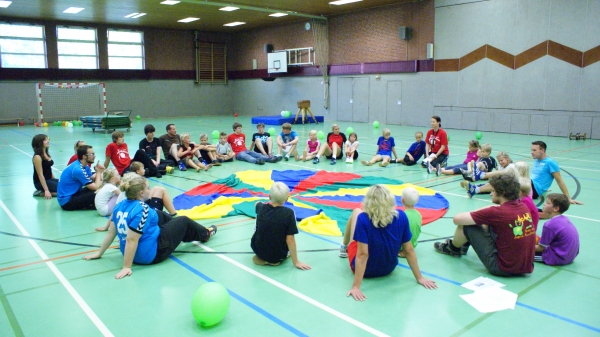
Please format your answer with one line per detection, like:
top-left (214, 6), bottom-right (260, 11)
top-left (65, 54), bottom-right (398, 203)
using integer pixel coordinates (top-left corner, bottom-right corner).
top-left (146, 197), bottom-right (164, 212)
top-left (61, 188), bottom-right (96, 211)
top-left (403, 155), bottom-right (417, 166)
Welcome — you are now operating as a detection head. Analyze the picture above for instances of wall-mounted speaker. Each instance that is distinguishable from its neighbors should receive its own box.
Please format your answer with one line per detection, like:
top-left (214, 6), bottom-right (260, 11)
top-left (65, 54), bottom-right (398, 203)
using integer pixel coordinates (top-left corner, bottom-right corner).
top-left (427, 43), bottom-right (434, 59)
top-left (399, 27), bottom-right (412, 40)
top-left (264, 44), bottom-right (273, 53)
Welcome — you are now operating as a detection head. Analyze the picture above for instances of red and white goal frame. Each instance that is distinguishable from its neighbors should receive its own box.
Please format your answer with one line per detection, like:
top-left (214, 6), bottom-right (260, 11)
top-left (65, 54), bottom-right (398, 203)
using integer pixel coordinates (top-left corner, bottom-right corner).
top-left (36, 82), bottom-right (106, 124)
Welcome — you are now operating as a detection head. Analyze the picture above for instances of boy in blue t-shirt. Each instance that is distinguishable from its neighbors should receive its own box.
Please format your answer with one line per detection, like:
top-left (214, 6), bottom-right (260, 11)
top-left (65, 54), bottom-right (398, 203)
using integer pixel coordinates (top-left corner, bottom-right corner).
top-left (275, 122), bottom-right (299, 161)
top-left (360, 128), bottom-right (398, 167)
top-left (392, 131), bottom-right (426, 166)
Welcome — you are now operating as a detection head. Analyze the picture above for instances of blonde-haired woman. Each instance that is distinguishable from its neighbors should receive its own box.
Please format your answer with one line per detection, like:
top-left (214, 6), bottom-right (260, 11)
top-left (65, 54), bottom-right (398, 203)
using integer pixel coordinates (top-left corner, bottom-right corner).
top-left (84, 175), bottom-right (217, 279)
top-left (339, 185), bottom-right (437, 301)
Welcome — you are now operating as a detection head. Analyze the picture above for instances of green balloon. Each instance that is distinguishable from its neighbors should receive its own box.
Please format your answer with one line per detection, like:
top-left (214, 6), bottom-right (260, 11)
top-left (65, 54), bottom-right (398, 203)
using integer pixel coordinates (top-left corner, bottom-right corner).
top-left (136, 115), bottom-right (141, 120)
top-left (284, 111), bottom-right (291, 118)
top-left (373, 121), bottom-right (380, 128)
top-left (268, 127), bottom-right (277, 136)
top-left (191, 282), bottom-right (230, 327)
top-left (212, 130), bottom-right (220, 138)
top-left (475, 131), bottom-right (482, 140)
top-left (346, 127), bottom-right (354, 135)
top-left (317, 130), bottom-right (325, 140)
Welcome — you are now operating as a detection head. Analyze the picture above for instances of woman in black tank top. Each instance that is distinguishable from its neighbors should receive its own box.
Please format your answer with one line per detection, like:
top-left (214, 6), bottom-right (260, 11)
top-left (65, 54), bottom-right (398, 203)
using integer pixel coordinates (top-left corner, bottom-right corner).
top-left (32, 134), bottom-right (58, 199)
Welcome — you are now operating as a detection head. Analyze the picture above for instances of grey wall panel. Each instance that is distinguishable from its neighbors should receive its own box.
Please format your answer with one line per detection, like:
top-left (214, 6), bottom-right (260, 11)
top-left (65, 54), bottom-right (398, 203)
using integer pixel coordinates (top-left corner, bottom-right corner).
top-left (328, 77), bottom-right (339, 121)
top-left (0, 82), bottom-right (38, 120)
top-left (571, 116), bottom-right (592, 136)
top-left (547, 115), bottom-right (570, 137)
top-left (444, 110), bottom-right (463, 129)
top-left (544, 58), bottom-right (582, 111)
top-left (529, 114), bottom-right (549, 135)
top-left (548, 0), bottom-right (588, 51)
top-left (584, 0), bottom-right (600, 50)
top-left (484, 0), bottom-right (518, 54)
top-left (401, 73), bottom-right (434, 127)
top-left (580, 62), bottom-right (600, 111)
top-left (433, 72), bottom-right (459, 107)
top-left (434, 4), bottom-right (464, 59)
top-left (461, 110), bottom-right (478, 130)
top-left (511, 114), bottom-right (530, 134)
top-left (512, 57), bottom-right (546, 110)
top-left (385, 80), bottom-right (402, 125)
top-left (454, 1), bottom-right (489, 57)
top-left (514, 0), bottom-right (550, 52)
top-left (458, 61), bottom-right (485, 107)
top-left (337, 77), bottom-right (354, 122)
top-left (592, 117), bottom-right (600, 139)
top-left (369, 76), bottom-right (388, 124)
top-left (476, 111), bottom-right (494, 131)
top-left (492, 111), bottom-right (511, 133)
top-left (483, 59), bottom-right (514, 109)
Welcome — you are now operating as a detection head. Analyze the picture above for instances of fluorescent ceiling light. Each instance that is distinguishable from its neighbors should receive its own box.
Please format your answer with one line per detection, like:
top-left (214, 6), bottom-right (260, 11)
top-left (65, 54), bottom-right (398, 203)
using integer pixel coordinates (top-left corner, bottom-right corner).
top-left (178, 17), bottom-right (200, 23)
top-left (223, 22), bottom-right (245, 27)
top-left (329, 0), bottom-right (362, 5)
top-left (0, 1), bottom-right (12, 9)
top-left (269, 13), bottom-right (288, 17)
top-left (125, 13), bottom-right (139, 18)
top-left (160, 1), bottom-right (180, 5)
top-left (219, 6), bottom-right (239, 11)
top-left (63, 7), bottom-right (85, 14)
top-left (131, 13), bottom-right (146, 18)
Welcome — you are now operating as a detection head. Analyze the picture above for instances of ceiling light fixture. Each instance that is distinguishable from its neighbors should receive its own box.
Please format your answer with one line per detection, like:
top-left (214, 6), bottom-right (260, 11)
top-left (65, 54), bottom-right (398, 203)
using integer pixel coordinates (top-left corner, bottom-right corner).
top-left (178, 17), bottom-right (200, 23)
top-left (0, 1), bottom-right (12, 9)
top-left (329, 0), bottom-right (362, 5)
top-left (160, 1), bottom-right (180, 5)
top-left (223, 22), bottom-right (245, 27)
top-left (125, 13), bottom-right (139, 18)
top-left (219, 6), bottom-right (239, 11)
top-left (63, 7), bottom-right (85, 14)
top-left (269, 13), bottom-right (288, 17)
top-left (131, 13), bottom-right (146, 18)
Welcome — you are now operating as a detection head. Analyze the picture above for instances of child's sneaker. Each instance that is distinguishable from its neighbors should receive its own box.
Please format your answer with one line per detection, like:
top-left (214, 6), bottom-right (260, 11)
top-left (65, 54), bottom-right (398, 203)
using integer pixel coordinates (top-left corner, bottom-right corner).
top-left (433, 239), bottom-right (462, 257)
top-left (284, 155), bottom-right (289, 161)
top-left (212, 160), bottom-right (221, 166)
top-left (348, 157), bottom-right (353, 163)
top-left (427, 162), bottom-right (433, 174)
top-left (460, 168), bottom-right (473, 182)
top-left (33, 190), bottom-right (43, 196)
top-left (201, 225), bottom-right (218, 242)
top-left (313, 157), bottom-right (320, 164)
top-left (330, 158), bottom-right (336, 165)
top-left (165, 166), bottom-right (174, 174)
top-left (178, 160), bottom-right (187, 171)
top-left (460, 242), bottom-right (470, 255)
top-left (256, 158), bottom-right (265, 165)
top-left (339, 244), bottom-right (348, 258)
top-left (436, 163), bottom-right (441, 176)
top-left (466, 182), bottom-right (477, 198)
top-left (345, 156), bottom-right (351, 163)
top-left (473, 167), bottom-right (484, 181)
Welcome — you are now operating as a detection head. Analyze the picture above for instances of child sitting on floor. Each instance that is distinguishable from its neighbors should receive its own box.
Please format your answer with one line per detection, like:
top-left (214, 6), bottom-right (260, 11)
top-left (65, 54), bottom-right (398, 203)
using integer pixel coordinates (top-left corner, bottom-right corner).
top-left (439, 140), bottom-right (479, 175)
top-left (398, 187), bottom-right (422, 258)
top-left (344, 132), bottom-right (359, 163)
top-left (361, 128), bottom-right (397, 167)
top-left (216, 132), bottom-right (235, 162)
top-left (250, 182), bottom-right (311, 270)
top-left (391, 131), bottom-right (426, 166)
top-left (298, 130), bottom-right (321, 162)
top-left (461, 143), bottom-right (497, 181)
top-left (535, 193), bottom-right (579, 266)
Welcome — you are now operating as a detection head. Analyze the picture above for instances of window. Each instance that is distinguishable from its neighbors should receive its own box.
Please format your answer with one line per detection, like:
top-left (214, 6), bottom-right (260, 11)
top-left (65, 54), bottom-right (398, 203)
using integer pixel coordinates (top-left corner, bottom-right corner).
top-left (0, 23), bottom-right (46, 68)
top-left (107, 30), bottom-right (144, 69)
top-left (57, 26), bottom-right (98, 69)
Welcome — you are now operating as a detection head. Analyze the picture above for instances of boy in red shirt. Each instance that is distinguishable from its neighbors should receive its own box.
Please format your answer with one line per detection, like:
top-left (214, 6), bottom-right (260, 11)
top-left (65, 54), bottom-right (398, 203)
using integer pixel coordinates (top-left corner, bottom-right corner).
top-left (104, 131), bottom-right (160, 177)
top-left (227, 122), bottom-right (274, 164)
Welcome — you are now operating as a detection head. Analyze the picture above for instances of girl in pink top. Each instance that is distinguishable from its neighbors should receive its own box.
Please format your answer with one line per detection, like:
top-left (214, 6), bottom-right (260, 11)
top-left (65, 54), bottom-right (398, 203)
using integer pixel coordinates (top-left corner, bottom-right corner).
top-left (298, 130), bottom-right (321, 162)
top-left (440, 140), bottom-right (480, 175)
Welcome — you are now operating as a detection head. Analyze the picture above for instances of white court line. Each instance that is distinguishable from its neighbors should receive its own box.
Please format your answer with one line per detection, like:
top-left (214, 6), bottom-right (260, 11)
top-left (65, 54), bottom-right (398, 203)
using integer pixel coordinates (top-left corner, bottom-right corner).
top-left (10, 145), bottom-right (62, 173)
top-left (0, 200), bottom-right (113, 337)
top-left (193, 242), bottom-right (390, 337)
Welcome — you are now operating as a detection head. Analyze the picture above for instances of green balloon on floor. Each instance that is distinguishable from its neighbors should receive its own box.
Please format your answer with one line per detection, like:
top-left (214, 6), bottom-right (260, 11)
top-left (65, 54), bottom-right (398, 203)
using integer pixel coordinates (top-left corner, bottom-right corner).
top-left (373, 121), bottom-right (380, 128)
top-left (475, 131), bottom-right (482, 140)
top-left (268, 127), bottom-right (276, 136)
top-left (346, 127), bottom-right (354, 135)
top-left (191, 282), bottom-right (230, 327)
top-left (212, 130), bottom-right (220, 138)
top-left (317, 130), bottom-right (325, 140)
top-left (136, 115), bottom-right (141, 120)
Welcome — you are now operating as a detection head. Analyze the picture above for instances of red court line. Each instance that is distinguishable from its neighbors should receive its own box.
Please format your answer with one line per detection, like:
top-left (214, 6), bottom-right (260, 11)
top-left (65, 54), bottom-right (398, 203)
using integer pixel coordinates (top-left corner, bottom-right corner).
top-left (0, 245), bottom-right (118, 273)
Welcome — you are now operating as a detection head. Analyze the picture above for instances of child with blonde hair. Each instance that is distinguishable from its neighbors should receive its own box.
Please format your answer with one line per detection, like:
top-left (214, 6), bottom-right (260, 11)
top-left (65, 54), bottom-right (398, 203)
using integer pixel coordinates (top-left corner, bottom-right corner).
top-left (94, 168), bottom-right (121, 217)
top-left (440, 140), bottom-right (480, 176)
top-left (398, 187), bottom-right (422, 258)
top-left (299, 130), bottom-right (321, 162)
top-left (361, 129), bottom-right (398, 167)
top-left (344, 132), bottom-right (359, 163)
top-left (178, 133), bottom-right (212, 171)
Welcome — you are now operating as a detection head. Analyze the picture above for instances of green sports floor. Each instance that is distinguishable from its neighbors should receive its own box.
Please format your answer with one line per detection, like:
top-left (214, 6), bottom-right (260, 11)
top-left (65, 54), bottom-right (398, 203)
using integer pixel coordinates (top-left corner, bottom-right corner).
top-left (0, 116), bottom-right (598, 337)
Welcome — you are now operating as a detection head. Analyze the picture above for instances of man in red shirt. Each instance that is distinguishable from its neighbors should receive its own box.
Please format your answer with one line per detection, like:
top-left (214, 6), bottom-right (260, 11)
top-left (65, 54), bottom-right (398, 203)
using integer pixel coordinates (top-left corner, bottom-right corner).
top-left (434, 172), bottom-right (535, 276)
top-left (104, 131), bottom-right (160, 177)
top-left (227, 122), bottom-right (274, 164)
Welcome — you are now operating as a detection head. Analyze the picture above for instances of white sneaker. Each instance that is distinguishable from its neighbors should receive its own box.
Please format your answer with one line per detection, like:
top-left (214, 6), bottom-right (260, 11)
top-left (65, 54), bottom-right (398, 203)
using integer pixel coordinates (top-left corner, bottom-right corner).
top-left (345, 156), bottom-right (351, 163)
top-left (339, 245), bottom-right (348, 258)
top-left (348, 158), bottom-right (353, 163)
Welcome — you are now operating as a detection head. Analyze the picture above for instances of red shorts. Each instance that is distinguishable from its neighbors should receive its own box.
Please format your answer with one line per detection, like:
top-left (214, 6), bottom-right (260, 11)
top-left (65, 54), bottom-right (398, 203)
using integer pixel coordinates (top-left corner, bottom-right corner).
top-left (347, 240), bottom-right (358, 272)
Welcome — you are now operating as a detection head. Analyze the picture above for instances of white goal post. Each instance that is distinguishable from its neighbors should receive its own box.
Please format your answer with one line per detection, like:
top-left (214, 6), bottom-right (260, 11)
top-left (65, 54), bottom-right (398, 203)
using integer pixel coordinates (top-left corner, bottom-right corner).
top-left (36, 82), bottom-right (106, 123)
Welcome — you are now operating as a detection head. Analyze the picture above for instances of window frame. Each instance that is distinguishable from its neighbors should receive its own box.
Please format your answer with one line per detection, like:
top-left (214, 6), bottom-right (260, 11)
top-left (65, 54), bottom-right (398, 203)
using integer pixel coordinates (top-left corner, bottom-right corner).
top-left (56, 25), bottom-right (99, 69)
top-left (0, 22), bottom-right (47, 68)
top-left (107, 29), bottom-right (145, 70)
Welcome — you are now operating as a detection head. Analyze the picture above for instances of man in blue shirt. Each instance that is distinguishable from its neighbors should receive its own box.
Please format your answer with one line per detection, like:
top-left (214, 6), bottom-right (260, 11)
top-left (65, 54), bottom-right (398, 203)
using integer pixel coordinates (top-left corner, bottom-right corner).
top-left (57, 145), bottom-right (105, 210)
top-left (531, 141), bottom-right (582, 205)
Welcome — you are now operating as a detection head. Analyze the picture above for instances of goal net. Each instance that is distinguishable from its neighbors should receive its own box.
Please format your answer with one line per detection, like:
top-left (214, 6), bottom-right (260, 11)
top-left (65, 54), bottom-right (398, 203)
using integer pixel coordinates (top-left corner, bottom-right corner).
top-left (37, 82), bottom-right (106, 123)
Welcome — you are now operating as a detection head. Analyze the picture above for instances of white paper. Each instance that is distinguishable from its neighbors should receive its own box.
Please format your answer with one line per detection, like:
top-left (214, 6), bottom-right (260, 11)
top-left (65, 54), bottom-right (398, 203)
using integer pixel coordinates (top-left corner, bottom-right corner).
top-left (461, 276), bottom-right (505, 291)
top-left (460, 287), bottom-right (518, 313)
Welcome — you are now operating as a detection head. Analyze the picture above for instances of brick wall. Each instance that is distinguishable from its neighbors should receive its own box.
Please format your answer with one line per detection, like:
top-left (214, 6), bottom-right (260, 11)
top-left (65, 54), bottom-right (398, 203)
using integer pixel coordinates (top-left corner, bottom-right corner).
top-left (228, 0), bottom-right (434, 71)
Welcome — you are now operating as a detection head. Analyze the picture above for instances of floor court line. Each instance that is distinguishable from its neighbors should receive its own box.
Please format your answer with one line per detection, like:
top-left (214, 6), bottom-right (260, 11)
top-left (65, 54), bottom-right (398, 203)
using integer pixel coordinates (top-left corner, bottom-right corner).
top-left (193, 242), bottom-right (391, 337)
top-left (0, 200), bottom-right (114, 337)
top-left (169, 256), bottom-right (308, 337)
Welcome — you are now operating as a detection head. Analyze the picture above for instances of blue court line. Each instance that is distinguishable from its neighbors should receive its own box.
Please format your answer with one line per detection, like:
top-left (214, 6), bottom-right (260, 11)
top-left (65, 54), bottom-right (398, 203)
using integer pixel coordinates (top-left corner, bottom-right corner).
top-left (169, 256), bottom-right (308, 337)
top-left (301, 232), bottom-right (599, 333)
top-left (148, 178), bottom-right (187, 192)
